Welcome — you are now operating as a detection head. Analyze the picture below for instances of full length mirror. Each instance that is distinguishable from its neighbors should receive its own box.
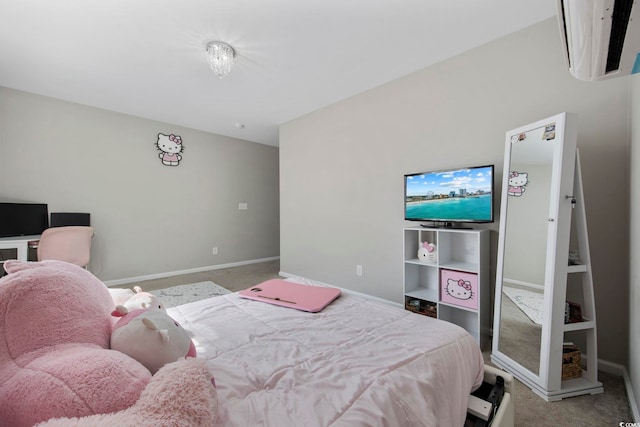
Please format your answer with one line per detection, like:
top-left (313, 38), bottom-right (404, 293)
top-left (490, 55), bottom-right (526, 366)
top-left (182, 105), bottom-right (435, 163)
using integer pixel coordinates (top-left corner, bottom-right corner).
top-left (496, 124), bottom-right (557, 376)
top-left (493, 113), bottom-right (601, 400)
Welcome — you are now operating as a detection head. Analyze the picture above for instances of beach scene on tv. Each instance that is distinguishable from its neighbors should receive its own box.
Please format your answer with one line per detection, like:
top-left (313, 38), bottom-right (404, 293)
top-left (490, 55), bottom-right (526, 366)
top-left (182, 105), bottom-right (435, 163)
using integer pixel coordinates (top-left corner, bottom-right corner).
top-left (405, 166), bottom-right (493, 222)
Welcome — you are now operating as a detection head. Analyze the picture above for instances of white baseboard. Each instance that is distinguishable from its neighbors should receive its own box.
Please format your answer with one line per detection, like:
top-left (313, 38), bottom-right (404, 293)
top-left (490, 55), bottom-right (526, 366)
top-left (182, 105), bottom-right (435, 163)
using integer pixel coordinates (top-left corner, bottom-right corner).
top-left (600, 360), bottom-right (640, 422)
top-left (598, 358), bottom-right (624, 376)
top-left (624, 370), bottom-right (640, 422)
top-left (104, 256), bottom-right (280, 287)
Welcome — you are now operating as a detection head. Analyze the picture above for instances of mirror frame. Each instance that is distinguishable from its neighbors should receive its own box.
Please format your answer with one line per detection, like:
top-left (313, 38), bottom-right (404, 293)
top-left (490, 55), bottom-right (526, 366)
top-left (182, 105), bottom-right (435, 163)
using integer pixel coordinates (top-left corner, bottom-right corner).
top-left (491, 112), bottom-right (577, 393)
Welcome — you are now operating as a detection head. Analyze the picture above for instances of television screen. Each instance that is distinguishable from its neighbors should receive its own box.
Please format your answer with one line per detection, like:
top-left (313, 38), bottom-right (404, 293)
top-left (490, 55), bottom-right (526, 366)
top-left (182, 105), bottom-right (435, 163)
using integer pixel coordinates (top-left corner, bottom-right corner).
top-left (0, 203), bottom-right (49, 238)
top-left (404, 165), bottom-right (494, 224)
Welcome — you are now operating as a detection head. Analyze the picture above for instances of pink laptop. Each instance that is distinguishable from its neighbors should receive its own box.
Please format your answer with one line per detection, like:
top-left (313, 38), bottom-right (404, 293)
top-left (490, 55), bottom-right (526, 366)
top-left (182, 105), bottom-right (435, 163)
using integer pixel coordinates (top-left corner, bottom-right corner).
top-left (238, 279), bottom-right (341, 313)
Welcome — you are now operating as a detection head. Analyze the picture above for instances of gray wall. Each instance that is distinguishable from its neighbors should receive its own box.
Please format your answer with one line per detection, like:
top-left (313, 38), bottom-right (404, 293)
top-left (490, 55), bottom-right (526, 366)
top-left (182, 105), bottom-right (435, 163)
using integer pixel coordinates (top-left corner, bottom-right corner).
top-left (280, 18), bottom-right (631, 366)
top-left (629, 74), bottom-right (640, 418)
top-left (0, 87), bottom-right (280, 281)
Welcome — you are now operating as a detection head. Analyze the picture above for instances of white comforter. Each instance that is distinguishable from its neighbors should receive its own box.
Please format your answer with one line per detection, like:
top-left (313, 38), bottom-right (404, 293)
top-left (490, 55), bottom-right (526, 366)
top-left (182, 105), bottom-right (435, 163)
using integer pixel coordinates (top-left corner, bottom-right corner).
top-left (168, 290), bottom-right (484, 427)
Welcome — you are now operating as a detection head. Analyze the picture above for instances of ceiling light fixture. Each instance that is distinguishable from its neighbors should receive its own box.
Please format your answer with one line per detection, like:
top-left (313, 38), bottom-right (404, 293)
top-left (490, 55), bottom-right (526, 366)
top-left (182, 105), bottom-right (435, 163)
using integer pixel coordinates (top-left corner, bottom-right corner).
top-left (206, 41), bottom-right (235, 78)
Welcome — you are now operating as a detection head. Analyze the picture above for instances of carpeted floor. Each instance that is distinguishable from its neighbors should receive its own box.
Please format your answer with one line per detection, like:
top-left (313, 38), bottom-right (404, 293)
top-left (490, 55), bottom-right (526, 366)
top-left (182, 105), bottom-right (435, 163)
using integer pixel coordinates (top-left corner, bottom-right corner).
top-left (122, 259), bottom-right (282, 293)
top-left (149, 281), bottom-right (231, 308)
top-left (118, 259), bottom-right (634, 426)
top-left (496, 295), bottom-right (542, 375)
top-left (502, 286), bottom-right (544, 325)
top-left (482, 351), bottom-right (633, 426)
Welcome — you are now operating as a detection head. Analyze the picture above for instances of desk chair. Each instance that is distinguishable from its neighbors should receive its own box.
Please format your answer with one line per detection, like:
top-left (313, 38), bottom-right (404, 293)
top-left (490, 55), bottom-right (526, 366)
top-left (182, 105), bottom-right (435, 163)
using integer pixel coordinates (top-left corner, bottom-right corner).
top-left (37, 226), bottom-right (94, 268)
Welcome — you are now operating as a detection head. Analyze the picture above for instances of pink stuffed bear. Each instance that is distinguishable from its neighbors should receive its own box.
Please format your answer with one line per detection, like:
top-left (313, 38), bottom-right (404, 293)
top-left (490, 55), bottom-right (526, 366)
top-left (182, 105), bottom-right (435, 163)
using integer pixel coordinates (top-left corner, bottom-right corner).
top-left (35, 358), bottom-right (218, 427)
top-left (0, 260), bottom-right (152, 427)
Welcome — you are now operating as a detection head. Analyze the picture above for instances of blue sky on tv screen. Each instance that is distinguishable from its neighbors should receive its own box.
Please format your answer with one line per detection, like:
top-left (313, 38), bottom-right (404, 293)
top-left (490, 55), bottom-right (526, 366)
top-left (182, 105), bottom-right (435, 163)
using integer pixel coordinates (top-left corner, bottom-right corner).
top-left (406, 166), bottom-right (492, 196)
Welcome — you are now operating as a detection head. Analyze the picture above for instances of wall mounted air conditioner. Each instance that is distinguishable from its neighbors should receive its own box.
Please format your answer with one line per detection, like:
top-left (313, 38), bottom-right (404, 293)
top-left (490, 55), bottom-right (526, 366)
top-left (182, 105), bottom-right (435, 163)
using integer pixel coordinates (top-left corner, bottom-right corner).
top-left (557, 0), bottom-right (640, 81)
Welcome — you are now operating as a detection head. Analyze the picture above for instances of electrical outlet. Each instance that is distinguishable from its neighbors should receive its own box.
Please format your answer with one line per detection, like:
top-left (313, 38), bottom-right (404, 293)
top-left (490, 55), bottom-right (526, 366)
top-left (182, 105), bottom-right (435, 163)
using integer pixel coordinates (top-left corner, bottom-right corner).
top-left (356, 265), bottom-right (363, 276)
top-left (212, 247), bottom-right (218, 255)
top-left (238, 202), bottom-right (248, 210)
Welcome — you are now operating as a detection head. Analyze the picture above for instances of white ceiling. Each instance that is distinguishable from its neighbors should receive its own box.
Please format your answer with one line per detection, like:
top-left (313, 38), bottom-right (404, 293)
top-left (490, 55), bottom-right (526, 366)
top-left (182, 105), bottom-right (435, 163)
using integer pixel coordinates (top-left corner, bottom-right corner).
top-left (0, 1), bottom-right (557, 146)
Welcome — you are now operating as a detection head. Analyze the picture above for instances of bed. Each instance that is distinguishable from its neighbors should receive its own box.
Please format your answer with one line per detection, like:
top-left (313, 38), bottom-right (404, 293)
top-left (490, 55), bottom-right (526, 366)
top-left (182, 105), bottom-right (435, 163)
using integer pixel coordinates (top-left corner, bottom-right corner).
top-left (167, 280), bottom-right (487, 426)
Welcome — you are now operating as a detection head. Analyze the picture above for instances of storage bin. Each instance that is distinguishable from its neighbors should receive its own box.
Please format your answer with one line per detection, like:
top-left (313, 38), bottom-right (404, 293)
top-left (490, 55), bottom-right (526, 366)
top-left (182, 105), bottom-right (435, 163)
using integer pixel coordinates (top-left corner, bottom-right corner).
top-left (440, 269), bottom-right (478, 310)
top-left (562, 345), bottom-right (582, 380)
top-left (405, 298), bottom-right (437, 318)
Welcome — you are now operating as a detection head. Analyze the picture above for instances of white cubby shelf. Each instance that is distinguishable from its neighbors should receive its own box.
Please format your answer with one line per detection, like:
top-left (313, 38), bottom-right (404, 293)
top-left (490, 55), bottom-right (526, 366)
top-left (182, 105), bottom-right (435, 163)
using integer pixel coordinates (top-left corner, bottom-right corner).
top-left (403, 227), bottom-right (490, 349)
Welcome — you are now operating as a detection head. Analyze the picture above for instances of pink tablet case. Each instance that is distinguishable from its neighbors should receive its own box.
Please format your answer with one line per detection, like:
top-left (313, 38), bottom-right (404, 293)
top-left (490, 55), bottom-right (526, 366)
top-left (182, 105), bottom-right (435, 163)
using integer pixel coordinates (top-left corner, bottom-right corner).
top-left (238, 279), bottom-right (341, 312)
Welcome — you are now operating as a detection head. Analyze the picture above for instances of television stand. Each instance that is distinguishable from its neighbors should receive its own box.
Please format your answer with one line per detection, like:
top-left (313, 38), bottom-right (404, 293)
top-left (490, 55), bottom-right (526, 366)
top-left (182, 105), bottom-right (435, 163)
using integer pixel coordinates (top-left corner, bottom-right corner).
top-left (403, 226), bottom-right (490, 348)
top-left (0, 234), bottom-right (41, 263)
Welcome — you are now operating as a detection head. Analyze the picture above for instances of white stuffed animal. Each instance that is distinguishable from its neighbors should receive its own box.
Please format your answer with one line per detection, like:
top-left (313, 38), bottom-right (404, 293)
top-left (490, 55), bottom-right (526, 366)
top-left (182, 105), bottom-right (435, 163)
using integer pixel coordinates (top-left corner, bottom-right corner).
top-left (109, 286), bottom-right (165, 312)
top-left (109, 288), bottom-right (136, 306)
top-left (110, 308), bottom-right (196, 374)
top-left (417, 241), bottom-right (437, 263)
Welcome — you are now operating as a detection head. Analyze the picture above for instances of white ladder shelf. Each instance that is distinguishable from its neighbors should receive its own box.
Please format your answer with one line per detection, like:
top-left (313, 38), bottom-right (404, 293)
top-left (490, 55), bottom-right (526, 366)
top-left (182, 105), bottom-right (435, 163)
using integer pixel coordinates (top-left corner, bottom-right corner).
top-left (544, 150), bottom-right (602, 400)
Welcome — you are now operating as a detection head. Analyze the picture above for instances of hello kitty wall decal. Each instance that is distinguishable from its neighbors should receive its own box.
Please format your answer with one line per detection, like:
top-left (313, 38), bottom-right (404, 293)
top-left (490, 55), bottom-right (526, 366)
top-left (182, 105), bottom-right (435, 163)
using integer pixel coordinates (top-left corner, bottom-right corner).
top-left (508, 171), bottom-right (528, 197)
top-left (156, 133), bottom-right (184, 166)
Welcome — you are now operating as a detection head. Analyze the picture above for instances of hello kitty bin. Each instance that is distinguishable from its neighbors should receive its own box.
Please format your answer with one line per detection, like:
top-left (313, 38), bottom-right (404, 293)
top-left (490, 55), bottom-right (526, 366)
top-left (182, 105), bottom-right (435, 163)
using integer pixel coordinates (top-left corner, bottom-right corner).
top-left (440, 269), bottom-right (478, 310)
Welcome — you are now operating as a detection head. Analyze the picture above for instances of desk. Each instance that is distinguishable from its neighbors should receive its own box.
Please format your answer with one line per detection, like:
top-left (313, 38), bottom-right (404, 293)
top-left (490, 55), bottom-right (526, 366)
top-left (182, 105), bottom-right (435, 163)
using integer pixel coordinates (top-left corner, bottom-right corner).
top-left (0, 235), bottom-right (41, 262)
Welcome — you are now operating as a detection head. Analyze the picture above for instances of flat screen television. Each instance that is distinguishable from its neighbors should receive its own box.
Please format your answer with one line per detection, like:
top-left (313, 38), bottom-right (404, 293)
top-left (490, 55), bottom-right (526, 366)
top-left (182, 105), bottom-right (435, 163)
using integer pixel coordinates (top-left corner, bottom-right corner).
top-left (0, 203), bottom-right (49, 238)
top-left (404, 165), bottom-right (494, 226)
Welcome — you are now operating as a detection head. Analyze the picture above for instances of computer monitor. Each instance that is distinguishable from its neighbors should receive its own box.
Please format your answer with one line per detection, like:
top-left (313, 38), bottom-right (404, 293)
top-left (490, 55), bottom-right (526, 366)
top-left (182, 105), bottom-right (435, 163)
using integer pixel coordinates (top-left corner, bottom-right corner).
top-left (0, 203), bottom-right (49, 237)
top-left (49, 212), bottom-right (91, 228)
